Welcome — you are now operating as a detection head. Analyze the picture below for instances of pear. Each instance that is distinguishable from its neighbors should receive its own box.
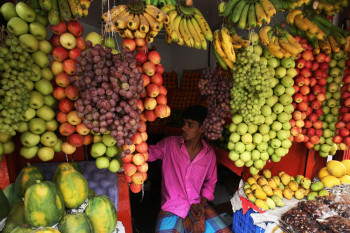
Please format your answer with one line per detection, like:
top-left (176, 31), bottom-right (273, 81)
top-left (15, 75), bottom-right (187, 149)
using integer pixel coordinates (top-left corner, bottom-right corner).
top-left (310, 181), bottom-right (324, 192)
top-left (307, 192), bottom-right (318, 201)
top-left (272, 195), bottom-right (285, 207)
top-left (247, 193), bottom-right (256, 204)
top-left (273, 189), bottom-right (283, 200)
top-left (250, 184), bottom-right (261, 191)
top-left (243, 183), bottom-right (251, 190)
top-left (244, 189), bottom-right (252, 196)
top-left (318, 189), bottom-right (329, 197)
top-left (295, 175), bottom-right (304, 184)
top-left (247, 177), bottom-right (257, 185)
top-left (294, 189), bottom-right (305, 200)
top-left (267, 178), bottom-right (277, 189)
top-left (266, 198), bottom-right (276, 210)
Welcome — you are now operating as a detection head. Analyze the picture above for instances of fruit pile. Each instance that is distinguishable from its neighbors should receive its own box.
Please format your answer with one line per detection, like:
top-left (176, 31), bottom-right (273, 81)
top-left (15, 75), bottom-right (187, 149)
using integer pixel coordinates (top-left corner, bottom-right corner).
top-left (162, 0), bottom-right (213, 49)
top-left (219, 0), bottom-right (280, 29)
top-left (102, 2), bottom-right (167, 42)
top-left (50, 21), bottom-right (93, 155)
top-left (313, 0), bottom-right (348, 16)
top-left (198, 67), bottom-right (232, 140)
top-left (142, 0), bottom-right (176, 8)
top-left (289, 39), bottom-right (331, 153)
top-left (2, 163), bottom-right (118, 233)
top-left (244, 169), bottom-right (329, 211)
top-left (318, 159), bottom-right (350, 188)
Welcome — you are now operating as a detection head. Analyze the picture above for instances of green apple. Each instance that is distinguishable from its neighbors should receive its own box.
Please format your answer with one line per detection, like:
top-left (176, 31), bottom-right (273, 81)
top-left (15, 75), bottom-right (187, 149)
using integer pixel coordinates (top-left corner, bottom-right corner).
top-left (20, 131), bottom-right (40, 147)
top-left (29, 91), bottom-right (44, 109)
top-left (30, 64), bottom-right (42, 81)
top-left (39, 40), bottom-right (52, 54)
top-left (44, 95), bottom-right (56, 108)
top-left (102, 134), bottom-right (117, 147)
top-left (41, 67), bottom-right (54, 81)
top-left (17, 121), bottom-right (29, 133)
top-left (20, 146), bottom-right (38, 159)
top-left (0, 132), bottom-right (11, 143)
top-left (91, 142), bottom-right (107, 158)
top-left (271, 154), bottom-right (281, 162)
top-left (245, 160), bottom-right (253, 167)
top-left (85, 32), bottom-right (102, 46)
top-left (19, 34), bottom-right (39, 53)
top-left (16, 2), bottom-right (36, 22)
top-left (274, 84), bottom-right (286, 96)
top-left (104, 37), bottom-right (116, 49)
top-left (267, 58), bottom-right (279, 68)
top-left (21, 108), bottom-right (36, 121)
top-left (337, 59), bottom-right (346, 69)
top-left (35, 14), bottom-right (48, 26)
top-left (7, 17), bottom-right (28, 36)
top-left (46, 119), bottom-right (58, 131)
top-left (281, 76), bottom-right (294, 88)
top-left (53, 139), bottom-right (63, 152)
top-left (254, 160), bottom-right (264, 170)
top-left (286, 68), bottom-right (297, 78)
top-left (93, 135), bottom-right (102, 143)
top-left (35, 79), bottom-right (53, 95)
top-left (251, 32), bottom-right (259, 45)
top-left (280, 58), bottom-right (295, 69)
top-left (40, 131), bottom-right (58, 147)
top-left (108, 159), bottom-right (121, 172)
top-left (3, 141), bottom-right (15, 154)
top-left (279, 94), bottom-right (293, 106)
top-left (29, 22), bottom-right (47, 40)
top-left (36, 105), bottom-right (55, 121)
top-left (1, 2), bottom-right (17, 20)
top-left (111, 49), bottom-right (119, 54)
top-left (32, 51), bottom-right (49, 68)
top-left (37, 147), bottom-right (54, 161)
top-left (275, 67), bottom-right (287, 78)
top-left (25, 80), bottom-right (34, 91)
top-left (229, 151), bottom-right (239, 161)
top-left (96, 156), bottom-right (110, 169)
top-left (253, 45), bottom-right (262, 56)
top-left (284, 104), bottom-right (294, 114)
top-left (106, 146), bottom-right (119, 157)
top-left (285, 86), bottom-right (295, 96)
top-left (29, 118), bottom-right (46, 134)
top-left (229, 133), bottom-right (240, 143)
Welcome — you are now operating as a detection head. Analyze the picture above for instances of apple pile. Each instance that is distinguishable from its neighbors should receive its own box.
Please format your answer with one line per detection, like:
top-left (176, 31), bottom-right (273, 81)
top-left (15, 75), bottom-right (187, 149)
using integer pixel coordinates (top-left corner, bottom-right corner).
top-left (50, 20), bottom-right (93, 154)
top-left (289, 38), bottom-right (330, 152)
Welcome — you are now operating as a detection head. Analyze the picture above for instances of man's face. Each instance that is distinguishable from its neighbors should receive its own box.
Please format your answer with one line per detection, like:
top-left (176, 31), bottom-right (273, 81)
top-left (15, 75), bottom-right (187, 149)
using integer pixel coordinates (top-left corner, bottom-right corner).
top-left (181, 119), bottom-right (203, 141)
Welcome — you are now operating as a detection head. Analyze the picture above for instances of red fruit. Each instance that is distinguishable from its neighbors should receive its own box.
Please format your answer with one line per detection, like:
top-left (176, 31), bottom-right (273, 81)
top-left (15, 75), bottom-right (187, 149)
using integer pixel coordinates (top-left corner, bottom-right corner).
top-left (345, 98), bottom-right (350, 107)
top-left (146, 84), bottom-right (160, 97)
top-left (63, 59), bottom-right (76, 75)
top-left (316, 53), bottom-right (326, 63)
top-left (305, 61), bottom-right (312, 69)
top-left (317, 78), bottom-right (327, 86)
top-left (135, 141), bottom-right (148, 153)
top-left (340, 106), bottom-right (349, 114)
top-left (309, 113), bottom-right (318, 122)
top-left (68, 48), bottom-right (81, 60)
top-left (303, 135), bottom-right (309, 142)
top-left (135, 38), bottom-right (146, 47)
top-left (319, 62), bottom-right (329, 70)
top-left (68, 134), bottom-right (84, 147)
top-left (142, 74), bottom-right (151, 87)
top-left (313, 69), bottom-right (323, 79)
top-left (340, 128), bottom-right (350, 137)
top-left (52, 47), bottom-right (68, 62)
top-left (343, 74), bottom-right (350, 84)
top-left (301, 112), bottom-right (307, 120)
top-left (313, 120), bottom-right (323, 129)
top-left (308, 93), bottom-right (315, 101)
top-left (142, 61), bottom-right (156, 76)
top-left (300, 85), bottom-right (310, 95)
top-left (148, 51), bottom-right (161, 64)
top-left (305, 107), bottom-right (313, 116)
top-left (310, 136), bottom-right (320, 144)
top-left (50, 35), bottom-right (61, 47)
top-left (315, 108), bottom-right (323, 116)
top-left (144, 110), bottom-right (157, 122)
top-left (304, 120), bottom-right (312, 128)
top-left (295, 35), bottom-right (301, 42)
top-left (333, 135), bottom-right (343, 144)
top-left (344, 137), bottom-right (350, 146)
top-left (50, 21), bottom-right (67, 35)
top-left (292, 102), bottom-right (297, 110)
top-left (122, 39), bottom-right (136, 52)
top-left (336, 121), bottom-right (346, 129)
top-left (315, 129), bottom-right (323, 137)
top-left (300, 42), bottom-right (307, 50)
top-left (291, 127), bottom-right (300, 136)
top-left (300, 68), bottom-right (311, 78)
top-left (293, 111), bottom-right (302, 120)
top-left (155, 64), bottom-right (164, 74)
top-left (65, 85), bottom-right (80, 100)
top-left (135, 52), bottom-right (148, 65)
top-left (305, 141), bottom-right (314, 149)
top-left (290, 119), bottom-right (296, 127)
top-left (342, 92), bottom-right (350, 99)
top-left (58, 98), bottom-right (74, 113)
top-left (293, 93), bottom-right (303, 103)
top-left (306, 44), bottom-right (313, 51)
top-left (76, 37), bottom-right (86, 51)
top-left (295, 134), bottom-right (305, 143)
top-left (296, 58), bottom-right (306, 69)
top-left (298, 102), bottom-right (308, 111)
top-left (67, 20), bottom-right (83, 37)
top-left (122, 154), bottom-right (134, 163)
top-left (316, 93), bottom-right (326, 102)
top-left (304, 77), bottom-right (310, 86)
top-left (310, 77), bottom-right (317, 87)
top-left (53, 86), bottom-right (66, 100)
top-left (295, 76), bottom-right (305, 86)
top-left (311, 100), bottom-right (322, 109)
top-left (150, 73), bottom-right (163, 85)
top-left (311, 61), bottom-right (319, 71)
top-left (130, 183), bottom-right (142, 193)
top-left (324, 55), bottom-right (331, 63)
top-left (57, 112), bottom-right (67, 123)
top-left (59, 122), bottom-right (75, 136)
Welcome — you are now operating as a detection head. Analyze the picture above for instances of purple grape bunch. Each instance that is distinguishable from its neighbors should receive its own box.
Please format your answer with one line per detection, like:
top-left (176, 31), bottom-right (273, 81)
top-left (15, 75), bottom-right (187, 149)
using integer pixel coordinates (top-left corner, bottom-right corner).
top-left (198, 67), bottom-right (232, 140)
top-left (73, 41), bottom-right (145, 146)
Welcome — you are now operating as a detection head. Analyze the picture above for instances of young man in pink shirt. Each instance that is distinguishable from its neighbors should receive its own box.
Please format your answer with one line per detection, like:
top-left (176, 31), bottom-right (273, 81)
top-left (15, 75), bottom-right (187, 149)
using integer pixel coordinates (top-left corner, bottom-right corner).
top-left (148, 105), bottom-right (232, 233)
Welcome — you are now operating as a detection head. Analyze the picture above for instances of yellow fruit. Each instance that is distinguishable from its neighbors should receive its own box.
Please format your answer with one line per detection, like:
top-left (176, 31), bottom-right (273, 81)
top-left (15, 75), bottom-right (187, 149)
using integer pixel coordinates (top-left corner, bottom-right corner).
top-left (253, 189), bottom-right (267, 200)
top-left (321, 175), bottom-right (341, 188)
top-left (262, 185), bottom-right (273, 197)
top-left (247, 177), bottom-right (257, 185)
top-left (267, 178), bottom-right (277, 190)
top-left (281, 174), bottom-right (291, 186)
top-left (273, 189), bottom-right (283, 199)
top-left (245, 189), bottom-right (252, 196)
top-left (244, 183), bottom-right (251, 190)
top-left (255, 199), bottom-right (269, 210)
top-left (262, 169), bottom-right (272, 179)
top-left (283, 188), bottom-right (294, 199)
top-left (341, 160), bottom-right (350, 175)
top-left (247, 193), bottom-right (257, 203)
top-left (340, 175), bottom-right (350, 184)
top-left (252, 174), bottom-right (260, 180)
top-left (288, 180), bottom-right (299, 191)
top-left (251, 184), bottom-right (261, 191)
top-left (294, 189), bottom-right (305, 200)
top-left (257, 177), bottom-right (268, 186)
top-left (272, 176), bottom-right (281, 186)
top-left (327, 160), bottom-right (346, 178)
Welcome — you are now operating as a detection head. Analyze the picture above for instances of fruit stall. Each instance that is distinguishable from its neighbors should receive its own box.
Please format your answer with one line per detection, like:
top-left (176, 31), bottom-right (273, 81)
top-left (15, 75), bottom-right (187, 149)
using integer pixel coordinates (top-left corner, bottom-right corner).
top-left (1, 0), bottom-right (350, 232)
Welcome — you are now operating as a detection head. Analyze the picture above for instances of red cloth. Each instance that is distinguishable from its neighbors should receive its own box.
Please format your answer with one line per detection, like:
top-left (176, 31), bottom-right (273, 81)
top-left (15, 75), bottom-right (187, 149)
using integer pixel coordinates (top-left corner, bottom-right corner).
top-left (240, 196), bottom-right (266, 215)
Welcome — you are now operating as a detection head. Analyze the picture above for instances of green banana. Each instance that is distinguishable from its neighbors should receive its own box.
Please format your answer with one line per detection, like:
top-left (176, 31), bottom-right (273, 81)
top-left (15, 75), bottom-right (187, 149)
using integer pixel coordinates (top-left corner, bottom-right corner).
top-left (218, 2), bottom-right (227, 16)
top-left (313, 14), bottom-right (334, 28)
top-left (311, 18), bottom-right (331, 36)
top-left (269, 0), bottom-right (282, 12)
top-left (161, 4), bottom-right (176, 13)
top-left (238, 2), bottom-right (250, 29)
top-left (58, 0), bottom-right (71, 22)
top-left (279, 0), bottom-right (289, 10)
top-left (247, 2), bottom-right (256, 29)
top-left (151, 0), bottom-right (159, 6)
top-left (230, 0), bottom-right (248, 23)
top-left (31, 0), bottom-right (41, 12)
top-left (159, 0), bottom-right (166, 7)
top-left (223, 0), bottom-right (240, 17)
top-left (165, 0), bottom-right (172, 5)
top-left (332, 30), bottom-right (347, 45)
top-left (178, 0), bottom-right (194, 17)
top-left (289, 24), bottom-right (297, 35)
top-left (226, 22), bottom-right (236, 35)
top-left (212, 45), bottom-right (228, 70)
top-left (48, 0), bottom-right (60, 26)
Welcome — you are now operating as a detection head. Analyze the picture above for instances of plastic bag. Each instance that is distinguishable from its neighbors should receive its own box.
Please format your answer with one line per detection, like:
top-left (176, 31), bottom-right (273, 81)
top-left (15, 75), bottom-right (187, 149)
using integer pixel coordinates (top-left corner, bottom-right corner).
top-left (318, 215), bottom-right (350, 233)
top-left (328, 203), bottom-right (350, 219)
top-left (297, 200), bottom-right (337, 220)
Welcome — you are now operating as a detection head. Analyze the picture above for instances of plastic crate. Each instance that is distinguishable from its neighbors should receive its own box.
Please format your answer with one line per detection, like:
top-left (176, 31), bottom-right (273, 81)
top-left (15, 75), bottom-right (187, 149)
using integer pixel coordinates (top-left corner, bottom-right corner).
top-left (233, 209), bottom-right (265, 233)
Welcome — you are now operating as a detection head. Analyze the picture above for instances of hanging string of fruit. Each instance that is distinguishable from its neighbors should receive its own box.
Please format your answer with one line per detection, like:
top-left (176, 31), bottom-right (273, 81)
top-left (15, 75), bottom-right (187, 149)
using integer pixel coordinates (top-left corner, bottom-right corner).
top-left (102, 0), bottom-right (168, 43)
top-left (161, 0), bottom-right (213, 49)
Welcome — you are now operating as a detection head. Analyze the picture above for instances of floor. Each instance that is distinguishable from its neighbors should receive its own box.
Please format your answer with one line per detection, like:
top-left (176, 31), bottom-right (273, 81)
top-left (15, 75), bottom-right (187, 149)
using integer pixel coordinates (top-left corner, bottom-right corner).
top-left (130, 134), bottom-right (241, 233)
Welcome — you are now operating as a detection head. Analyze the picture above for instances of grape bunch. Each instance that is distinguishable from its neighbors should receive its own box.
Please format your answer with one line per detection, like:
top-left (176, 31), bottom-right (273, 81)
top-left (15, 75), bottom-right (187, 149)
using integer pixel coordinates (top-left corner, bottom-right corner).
top-left (73, 42), bottom-right (145, 146)
top-left (230, 47), bottom-right (273, 124)
top-left (199, 67), bottom-right (232, 140)
top-left (0, 36), bottom-right (31, 135)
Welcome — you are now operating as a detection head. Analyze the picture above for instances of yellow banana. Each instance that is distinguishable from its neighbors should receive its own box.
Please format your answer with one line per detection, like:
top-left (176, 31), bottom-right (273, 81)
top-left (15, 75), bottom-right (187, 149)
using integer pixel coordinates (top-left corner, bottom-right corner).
top-left (168, 10), bottom-right (178, 28)
top-left (255, 2), bottom-right (268, 24)
top-left (144, 4), bottom-right (165, 22)
top-left (80, 0), bottom-right (90, 10)
top-left (146, 34), bottom-right (154, 43)
top-left (220, 28), bottom-right (236, 62)
top-left (128, 14), bottom-right (140, 31)
top-left (231, 34), bottom-right (249, 47)
top-left (82, 8), bottom-right (88, 17)
top-left (294, 14), bottom-right (308, 31)
top-left (222, 57), bottom-right (234, 70)
top-left (148, 29), bottom-right (159, 38)
top-left (268, 40), bottom-right (281, 53)
top-left (286, 9), bottom-right (302, 25)
top-left (115, 11), bottom-right (132, 30)
top-left (193, 8), bottom-right (213, 41)
top-left (143, 12), bottom-right (162, 31)
top-left (285, 33), bottom-right (303, 52)
top-left (134, 30), bottom-right (146, 39)
top-left (164, 23), bottom-right (178, 42)
top-left (173, 15), bottom-right (184, 45)
top-left (191, 17), bottom-right (207, 50)
top-left (165, 33), bottom-right (172, 44)
top-left (303, 17), bottom-right (318, 35)
top-left (102, 4), bottom-right (127, 22)
top-left (280, 48), bottom-right (292, 58)
top-left (139, 14), bottom-right (150, 33)
top-left (260, 0), bottom-right (276, 17)
top-left (259, 26), bottom-right (272, 46)
top-left (279, 37), bottom-right (299, 57)
top-left (118, 30), bottom-right (125, 37)
top-left (268, 47), bottom-right (284, 59)
top-left (213, 31), bottom-right (226, 59)
top-left (179, 17), bottom-right (193, 47)
top-left (187, 19), bottom-right (202, 49)
top-left (328, 35), bottom-right (340, 53)
top-left (124, 29), bottom-right (134, 39)
top-left (232, 43), bottom-right (242, 49)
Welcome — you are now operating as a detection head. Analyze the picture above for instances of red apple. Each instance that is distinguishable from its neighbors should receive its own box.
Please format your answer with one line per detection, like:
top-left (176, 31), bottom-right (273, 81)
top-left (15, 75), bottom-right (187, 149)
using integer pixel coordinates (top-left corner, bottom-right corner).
top-left (69, 48), bottom-right (81, 60)
top-left (311, 100), bottom-right (322, 109)
top-left (142, 74), bottom-right (151, 87)
top-left (148, 51), bottom-right (161, 65)
top-left (293, 93), bottom-right (303, 103)
top-left (316, 53), bottom-right (326, 63)
top-left (311, 61), bottom-right (319, 71)
top-left (293, 111), bottom-right (302, 120)
top-left (138, 121), bottom-right (147, 132)
top-left (296, 58), bottom-right (306, 69)
top-left (295, 134), bottom-right (305, 143)
top-left (317, 78), bottom-right (327, 86)
top-left (132, 133), bottom-right (143, 145)
top-left (58, 98), bottom-right (74, 113)
top-left (135, 52), bottom-right (148, 65)
top-left (53, 86), bottom-right (66, 100)
top-left (305, 141), bottom-right (314, 149)
top-left (50, 21), bottom-right (67, 35)
top-left (291, 127), bottom-right (300, 136)
top-left (143, 61), bottom-right (156, 76)
top-left (316, 93), bottom-right (326, 101)
top-left (135, 141), bottom-right (148, 153)
top-left (76, 37), bottom-right (86, 51)
top-left (68, 133), bottom-right (84, 147)
top-left (300, 68), bottom-right (311, 78)
top-left (135, 38), bottom-right (146, 47)
top-left (122, 39), bottom-right (136, 52)
top-left (146, 84), bottom-right (159, 97)
top-left (315, 129), bottom-right (323, 137)
top-left (315, 108), bottom-right (323, 116)
top-left (137, 99), bottom-right (145, 111)
top-left (83, 134), bottom-right (93, 145)
top-left (59, 122), bottom-right (75, 136)
top-left (76, 123), bottom-right (90, 135)
top-left (67, 20), bottom-right (83, 37)
top-left (55, 72), bottom-right (70, 87)
top-left (144, 97), bottom-right (157, 110)
top-left (333, 135), bottom-right (343, 144)
top-left (344, 137), bottom-right (350, 146)
top-left (295, 76), bottom-right (305, 86)
top-left (313, 120), bottom-right (323, 129)
top-left (319, 62), bottom-right (329, 70)
top-left (340, 128), bottom-right (350, 137)
top-left (57, 111), bottom-right (67, 123)
top-left (304, 120), bottom-right (312, 128)
top-left (144, 110), bottom-right (157, 122)
top-left (156, 95), bottom-right (167, 105)
top-left (300, 86), bottom-right (310, 95)
top-left (298, 102), bottom-right (308, 111)
top-left (158, 85), bottom-right (167, 96)
top-left (151, 73), bottom-right (163, 85)
top-left (50, 35), bottom-right (61, 47)
top-left (302, 50), bottom-right (314, 61)
top-left (155, 64), bottom-right (164, 74)
top-left (65, 85), bottom-right (80, 100)
top-left (52, 47), bottom-right (68, 62)
top-left (63, 59), bottom-right (76, 75)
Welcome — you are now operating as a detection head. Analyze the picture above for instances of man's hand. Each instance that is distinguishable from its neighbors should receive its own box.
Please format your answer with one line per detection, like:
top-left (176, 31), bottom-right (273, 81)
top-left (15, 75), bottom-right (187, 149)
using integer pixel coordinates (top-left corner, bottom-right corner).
top-left (190, 203), bottom-right (204, 217)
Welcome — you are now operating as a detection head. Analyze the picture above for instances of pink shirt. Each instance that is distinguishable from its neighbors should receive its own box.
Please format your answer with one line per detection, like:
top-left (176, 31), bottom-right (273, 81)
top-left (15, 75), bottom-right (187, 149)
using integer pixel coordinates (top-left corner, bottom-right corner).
top-left (148, 136), bottom-right (217, 219)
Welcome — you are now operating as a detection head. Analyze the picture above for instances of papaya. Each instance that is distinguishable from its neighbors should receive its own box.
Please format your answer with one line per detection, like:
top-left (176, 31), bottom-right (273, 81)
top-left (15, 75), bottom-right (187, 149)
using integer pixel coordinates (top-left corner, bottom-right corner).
top-left (24, 181), bottom-right (65, 228)
top-left (15, 164), bottom-right (46, 197)
top-left (32, 227), bottom-right (61, 232)
top-left (52, 163), bottom-right (75, 183)
top-left (2, 201), bottom-right (25, 233)
top-left (0, 187), bottom-right (10, 219)
top-left (85, 195), bottom-right (118, 233)
top-left (58, 213), bottom-right (94, 233)
top-left (8, 225), bottom-right (33, 233)
top-left (3, 183), bottom-right (22, 209)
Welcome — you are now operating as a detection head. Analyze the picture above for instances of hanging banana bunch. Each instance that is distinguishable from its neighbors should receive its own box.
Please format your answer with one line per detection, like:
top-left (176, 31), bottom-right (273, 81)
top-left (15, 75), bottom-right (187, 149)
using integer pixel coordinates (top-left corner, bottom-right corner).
top-left (313, 0), bottom-right (348, 16)
top-left (161, 0), bottom-right (213, 50)
top-left (259, 25), bottom-right (304, 59)
top-left (142, 0), bottom-right (176, 8)
top-left (102, 1), bottom-right (168, 43)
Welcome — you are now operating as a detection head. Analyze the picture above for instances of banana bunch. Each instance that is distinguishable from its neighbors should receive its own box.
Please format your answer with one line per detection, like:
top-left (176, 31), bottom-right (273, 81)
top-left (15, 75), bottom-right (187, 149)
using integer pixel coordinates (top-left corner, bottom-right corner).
top-left (102, 3), bottom-right (168, 43)
top-left (212, 27), bottom-right (249, 70)
top-left (244, 169), bottom-right (328, 210)
top-left (259, 25), bottom-right (304, 59)
top-left (219, 0), bottom-right (281, 29)
top-left (30, 0), bottom-right (92, 25)
top-left (313, 0), bottom-right (348, 16)
top-left (279, 0), bottom-right (311, 11)
top-left (142, 0), bottom-right (176, 8)
top-left (161, 2), bottom-right (213, 50)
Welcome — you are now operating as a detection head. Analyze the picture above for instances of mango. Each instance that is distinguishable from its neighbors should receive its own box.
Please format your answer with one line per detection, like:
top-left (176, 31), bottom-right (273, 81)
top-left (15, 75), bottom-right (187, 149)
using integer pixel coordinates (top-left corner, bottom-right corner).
top-left (266, 198), bottom-right (276, 210)
top-left (253, 189), bottom-right (267, 200)
top-left (252, 174), bottom-right (261, 180)
top-left (340, 175), bottom-right (350, 184)
top-left (244, 183), bottom-right (251, 190)
top-left (245, 189), bottom-right (252, 196)
top-left (273, 188), bottom-right (283, 199)
top-left (327, 160), bottom-right (346, 178)
top-left (295, 175), bottom-right (304, 184)
top-left (247, 177), bottom-right (257, 185)
top-left (255, 199), bottom-right (269, 210)
top-left (283, 188), bottom-right (294, 200)
top-left (251, 184), bottom-right (261, 191)
top-left (307, 192), bottom-right (318, 201)
top-left (290, 177), bottom-right (295, 181)
top-left (294, 189), bottom-right (305, 200)
top-left (272, 195), bottom-right (285, 207)
top-left (272, 176), bottom-right (281, 186)
top-left (247, 193), bottom-right (256, 204)
top-left (267, 178), bottom-right (277, 190)
top-left (279, 183), bottom-right (285, 190)
top-left (321, 175), bottom-right (340, 188)
top-left (318, 189), bottom-right (329, 197)
top-left (341, 160), bottom-right (350, 175)
top-left (318, 167), bottom-right (330, 179)
top-left (310, 181), bottom-right (324, 192)
top-left (281, 174), bottom-right (291, 186)
top-left (262, 185), bottom-right (273, 197)
top-left (300, 177), bottom-right (311, 189)
top-left (288, 180), bottom-right (299, 192)
top-left (257, 177), bottom-right (268, 186)
top-left (304, 188), bottom-right (310, 196)
top-left (262, 169), bottom-right (272, 179)
top-left (278, 171), bottom-right (286, 178)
